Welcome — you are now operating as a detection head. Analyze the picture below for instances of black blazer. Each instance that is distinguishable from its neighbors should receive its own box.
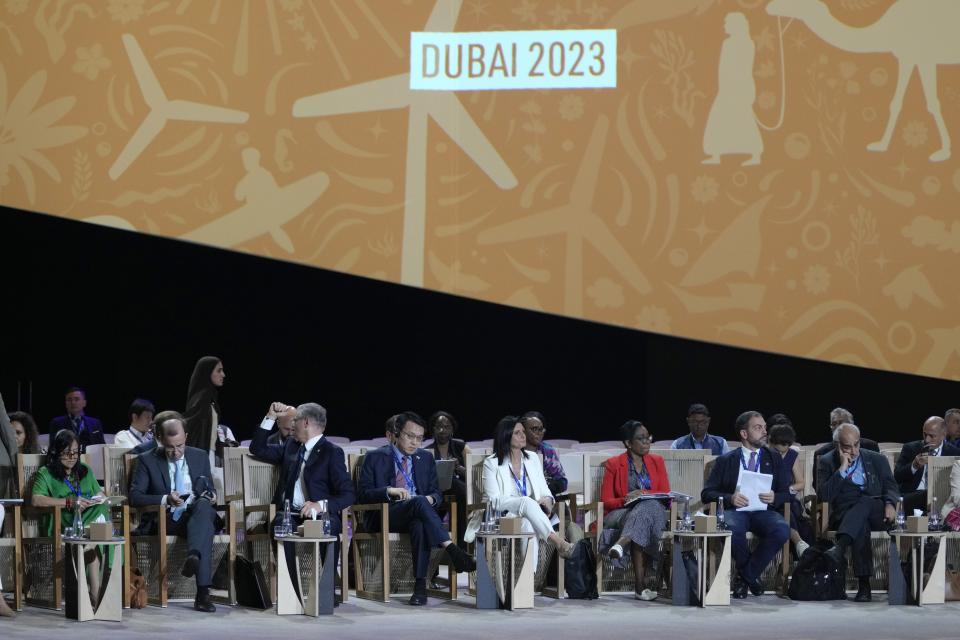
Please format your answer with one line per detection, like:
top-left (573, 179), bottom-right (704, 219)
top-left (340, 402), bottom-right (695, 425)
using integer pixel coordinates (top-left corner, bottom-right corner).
top-left (249, 428), bottom-right (355, 523)
top-left (894, 440), bottom-right (960, 493)
top-left (701, 447), bottom-right (790, 510)
top-left (129, 445), bottom-right (213, 506)
top-left (357, 445), bottom-right (441, 506)
top-left (812, 439), bottom-right (879, 491)
top-left (817, 448), bottom-right (899, 509)
top-left (49, 414), bottom-right (105, 448)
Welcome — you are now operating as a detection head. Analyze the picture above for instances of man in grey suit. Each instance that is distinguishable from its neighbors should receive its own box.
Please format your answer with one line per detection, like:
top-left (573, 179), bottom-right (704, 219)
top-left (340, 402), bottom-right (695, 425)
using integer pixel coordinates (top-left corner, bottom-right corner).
top-left (817, 423), bottom-right (899, 602)
top-left (130, 410), bottom-right (220, 612)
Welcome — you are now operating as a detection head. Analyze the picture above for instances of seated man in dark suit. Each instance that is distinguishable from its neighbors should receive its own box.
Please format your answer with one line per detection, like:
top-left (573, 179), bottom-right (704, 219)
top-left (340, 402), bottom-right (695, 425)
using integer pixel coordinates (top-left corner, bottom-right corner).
top-left (358, 411), bottom-right (476, 605)
top-left (702, 410), bottom-right (790, 599)
top-left (129, 410), bottom-right (221, 612)
top-left (812, 407), bottom-right (879, 491)
top-left (817, 422), bottom-right (898, 602)
top-left (250, 401), bottom-right (355, 597)
top-left (48, 386), bottom-right (105, 450)
top-left (895, 416), bottom-right (960, 514)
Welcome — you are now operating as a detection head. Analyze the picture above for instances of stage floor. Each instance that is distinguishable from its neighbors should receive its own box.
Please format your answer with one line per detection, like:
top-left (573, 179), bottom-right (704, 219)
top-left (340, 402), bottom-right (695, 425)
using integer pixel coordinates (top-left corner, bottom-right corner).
top-left (4, 594), bottom-right (960, 639)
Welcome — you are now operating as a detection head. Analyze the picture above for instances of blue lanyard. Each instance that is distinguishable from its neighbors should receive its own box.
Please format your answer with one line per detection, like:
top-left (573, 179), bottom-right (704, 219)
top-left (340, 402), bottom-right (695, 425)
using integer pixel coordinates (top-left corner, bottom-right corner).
top-left (740, 449), bottom-right (761, 472)
top-left (844, 456), bottom-right (862, 477)
top-left (64, 475), bottom-right (82, 498)
top-left (392, 451), bottom-right (416, 492)
top-left (510, 463), bottom-right (527, 496)
top-left (629, 455), bottom-right (651, 491)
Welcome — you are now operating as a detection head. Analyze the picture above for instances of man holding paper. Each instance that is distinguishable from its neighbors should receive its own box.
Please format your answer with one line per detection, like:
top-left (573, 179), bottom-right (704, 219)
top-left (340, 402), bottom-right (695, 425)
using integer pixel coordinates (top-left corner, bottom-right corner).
top-left (702, 411), bottom-right (790, 599)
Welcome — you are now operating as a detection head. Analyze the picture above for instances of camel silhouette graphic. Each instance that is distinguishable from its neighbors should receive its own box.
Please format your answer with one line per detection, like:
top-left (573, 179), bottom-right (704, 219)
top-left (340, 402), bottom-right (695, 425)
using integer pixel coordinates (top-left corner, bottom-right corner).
top-left (767, 0), bottom-right (959, 162)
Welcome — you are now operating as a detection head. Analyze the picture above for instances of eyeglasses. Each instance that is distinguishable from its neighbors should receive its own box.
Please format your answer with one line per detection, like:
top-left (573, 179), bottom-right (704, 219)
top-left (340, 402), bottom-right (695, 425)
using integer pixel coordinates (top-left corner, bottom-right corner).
top-left (399, 431), bottom-right (424, 443)
top-left (60, 450), bottom-right (80, 459)
top-left (632, 436), bottom-right (653, 443)
top-left (164, 443), bottom-right (186, 452)
top-left (526, 425), bottom-right (546, 434)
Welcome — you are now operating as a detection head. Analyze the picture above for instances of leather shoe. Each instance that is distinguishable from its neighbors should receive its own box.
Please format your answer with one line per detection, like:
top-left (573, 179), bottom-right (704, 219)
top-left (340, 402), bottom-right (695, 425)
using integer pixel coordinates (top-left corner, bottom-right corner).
top-left (408, 592), bottom-right (428, 606)
top-left (745, 576), bottom-right (764, 596)
top-left (181, 551), bottom-right (200, 579)
top-left (194, 588), bottom-right (216, 613)
top-left (854, 586), bottom-right (872, 602)
top-left (732, 576), bottom-right (748, 599)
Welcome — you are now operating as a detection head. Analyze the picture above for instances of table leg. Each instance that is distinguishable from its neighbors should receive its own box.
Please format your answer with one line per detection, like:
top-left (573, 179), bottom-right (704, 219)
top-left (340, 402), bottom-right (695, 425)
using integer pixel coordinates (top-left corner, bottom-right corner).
top-left (276, 542), bottom-right (303, 615)
top-left (672, 537), bottom-right (690, 606)
top-left (511, 538), bottom-right (534, 609)
top-left (887, 539), bottom-right (907, 605)
top-left (316, 542), bottom-right (335, 615)
top-left (475, 538), bottom-right (497, 609)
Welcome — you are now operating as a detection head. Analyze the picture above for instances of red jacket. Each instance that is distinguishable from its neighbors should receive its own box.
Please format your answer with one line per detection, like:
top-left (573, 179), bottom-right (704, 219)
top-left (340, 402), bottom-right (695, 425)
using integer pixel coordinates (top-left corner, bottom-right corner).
top-left (600, 452), bottom-right (670, 512)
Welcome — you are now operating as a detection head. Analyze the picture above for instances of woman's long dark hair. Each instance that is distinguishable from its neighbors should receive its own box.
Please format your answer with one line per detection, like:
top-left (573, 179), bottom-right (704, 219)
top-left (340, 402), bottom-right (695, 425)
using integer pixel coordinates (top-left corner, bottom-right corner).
top-left (184, 355), bottom-right (221, 451)
top-left (494, 416), bottom-right (529, 465)
top-left (45, 429), bottom-right (87, 482)
top-left (10, 411), bottom-right (41, 454)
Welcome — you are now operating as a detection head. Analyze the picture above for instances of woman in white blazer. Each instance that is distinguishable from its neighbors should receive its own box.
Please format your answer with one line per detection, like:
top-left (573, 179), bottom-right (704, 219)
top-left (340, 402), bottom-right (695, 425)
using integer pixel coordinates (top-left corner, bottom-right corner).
top-left (482, 416), bottom-right (575, 558)
top-left (941, 458), bottom-right (960, 520)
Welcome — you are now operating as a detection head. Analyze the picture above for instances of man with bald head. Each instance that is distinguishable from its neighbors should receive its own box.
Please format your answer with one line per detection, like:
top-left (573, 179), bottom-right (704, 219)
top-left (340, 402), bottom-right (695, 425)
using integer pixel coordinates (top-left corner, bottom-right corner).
top-left (813, 407), bottom-right (879, 491)
top-left (817, 423), bottom-right (899, 602)
top-left (895, 416), bottom-right (960, 514)
top-left (266, 405), bottom-right (298, 447)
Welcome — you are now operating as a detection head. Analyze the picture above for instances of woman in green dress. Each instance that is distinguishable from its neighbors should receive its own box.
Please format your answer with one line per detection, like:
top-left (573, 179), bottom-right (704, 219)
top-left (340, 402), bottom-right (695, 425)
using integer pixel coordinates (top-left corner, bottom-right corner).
top-left (31, 429), bottom-right (110, 534)
top-left (31, 429), bottom-right (113, 602)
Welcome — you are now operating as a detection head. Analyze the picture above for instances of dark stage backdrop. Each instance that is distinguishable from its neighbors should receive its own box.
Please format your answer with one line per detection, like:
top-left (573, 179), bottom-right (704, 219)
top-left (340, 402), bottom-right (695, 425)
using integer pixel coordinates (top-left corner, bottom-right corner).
top-left (3, 206), bottom-right (957, 445)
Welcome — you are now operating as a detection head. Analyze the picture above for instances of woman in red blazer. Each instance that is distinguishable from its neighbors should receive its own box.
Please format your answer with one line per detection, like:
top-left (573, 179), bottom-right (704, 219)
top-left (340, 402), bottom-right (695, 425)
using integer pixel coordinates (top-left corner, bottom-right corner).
top-left (600, 420), bottom-right (670, 601)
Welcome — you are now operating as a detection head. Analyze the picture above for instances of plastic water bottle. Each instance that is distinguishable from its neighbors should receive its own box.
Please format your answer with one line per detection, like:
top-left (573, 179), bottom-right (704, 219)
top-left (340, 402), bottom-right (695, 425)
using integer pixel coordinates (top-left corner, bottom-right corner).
top-left (318, 499), bottom-right (331, 536)
top-left (716, 496), bottom-right (726, 531)
top-left (929, 496), bottom-right (940, 530)
top-left (895, 497), bottom-right (905, 531)
top-left (682, 496), bottom-right (693, 531)
top-left (73, 499), bottom-right (84, 539)
top-left (282, 499), bottom-right (292, 537)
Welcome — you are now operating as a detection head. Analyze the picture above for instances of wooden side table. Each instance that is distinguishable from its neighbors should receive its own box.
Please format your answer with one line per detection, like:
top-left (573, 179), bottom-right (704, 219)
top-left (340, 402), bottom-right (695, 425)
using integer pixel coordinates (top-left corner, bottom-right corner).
top-left (276, 535), bottom-right (337, 616)
top-left (63, 538), bottom-right (124, 622)
top-left (671, 531), bottom-right (732, 607)
top-left (888, 531), bottom-right (946, 606)
top-left (475, 532), bottom-right (536, 610)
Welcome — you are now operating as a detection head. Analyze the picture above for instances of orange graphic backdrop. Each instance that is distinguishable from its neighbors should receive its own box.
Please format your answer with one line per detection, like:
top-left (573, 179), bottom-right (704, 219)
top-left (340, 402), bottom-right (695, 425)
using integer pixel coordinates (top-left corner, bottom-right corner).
top-left (2, 0), bottom-right (959, 379)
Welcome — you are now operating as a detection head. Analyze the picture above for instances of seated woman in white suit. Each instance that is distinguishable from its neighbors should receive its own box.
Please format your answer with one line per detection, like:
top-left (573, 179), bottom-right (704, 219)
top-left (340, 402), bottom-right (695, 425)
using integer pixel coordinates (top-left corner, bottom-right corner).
top-left (482, 416), bottom-right (575, 560)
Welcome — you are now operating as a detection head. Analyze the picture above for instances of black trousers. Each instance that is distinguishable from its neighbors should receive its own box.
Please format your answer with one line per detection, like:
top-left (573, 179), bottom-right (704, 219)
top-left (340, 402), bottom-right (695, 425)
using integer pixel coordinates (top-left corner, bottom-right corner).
top-left (831, 495), bottom-right (886, 577)
top-left (387, 497), bottom-right (449, 579)
top-left (166, 499), bottom-right (219, 588)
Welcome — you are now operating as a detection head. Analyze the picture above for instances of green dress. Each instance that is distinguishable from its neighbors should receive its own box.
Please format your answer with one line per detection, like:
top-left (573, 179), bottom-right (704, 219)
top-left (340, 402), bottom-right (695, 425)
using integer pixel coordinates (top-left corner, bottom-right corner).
top-left (32, 463), bottom-right (110, 537)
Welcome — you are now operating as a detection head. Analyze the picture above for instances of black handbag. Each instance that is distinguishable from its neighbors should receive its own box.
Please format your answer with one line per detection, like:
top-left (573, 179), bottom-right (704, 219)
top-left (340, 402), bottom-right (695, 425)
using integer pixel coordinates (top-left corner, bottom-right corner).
top-left (788, 541), bottom-right (847, 601)
top-left (564, 539), bottom-right (599, 599)
top-left (235, 555), bottom-right (272, 609)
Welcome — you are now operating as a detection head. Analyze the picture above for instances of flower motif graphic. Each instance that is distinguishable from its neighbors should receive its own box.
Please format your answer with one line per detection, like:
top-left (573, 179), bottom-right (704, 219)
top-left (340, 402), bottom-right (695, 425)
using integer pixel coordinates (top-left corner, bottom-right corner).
top-left (72, 44), bottom-right (111, 81)
top-left (803, 264), bottom-right (831, 295)
top-left (902, 121), bottom-right (928, 148)
top-left (0, 64), bottom-right (88, 204)
top-left (108, 0), bottom-right (145, 24)
top-left (690, 175), bottom-right (719, 205)
top-left (558, 95), bottom-right (584, 121)
top-left (586, 277), bottom-right (624, 309)
top-left (636, 306), bottom-right (672, 333)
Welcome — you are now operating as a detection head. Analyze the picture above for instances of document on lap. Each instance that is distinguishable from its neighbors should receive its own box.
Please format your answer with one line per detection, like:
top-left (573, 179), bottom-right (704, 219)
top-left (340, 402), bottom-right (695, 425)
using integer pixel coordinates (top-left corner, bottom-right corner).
top-left (736, 469), bottom-right (772, 512)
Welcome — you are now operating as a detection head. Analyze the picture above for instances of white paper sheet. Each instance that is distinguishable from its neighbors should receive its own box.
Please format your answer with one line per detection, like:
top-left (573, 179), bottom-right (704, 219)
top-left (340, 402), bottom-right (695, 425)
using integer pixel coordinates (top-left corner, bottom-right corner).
top-left (735, 469), bottom-right (773, 512)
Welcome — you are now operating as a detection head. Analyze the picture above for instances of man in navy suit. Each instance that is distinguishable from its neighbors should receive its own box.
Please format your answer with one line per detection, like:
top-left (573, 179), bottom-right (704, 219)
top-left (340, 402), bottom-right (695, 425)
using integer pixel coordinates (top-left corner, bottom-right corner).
top-left (702, 410), bottom-right (790, 599)
top-left (358, 411), bottom-right (475, 605)
top-left (48, 386), bottom-right (105, 450)
top-left (895, 415), bottom-right (960, 514)
top-left (129, 410), bottom-right (221, 612)
top-left (250, 401), bottom-right (354, 599)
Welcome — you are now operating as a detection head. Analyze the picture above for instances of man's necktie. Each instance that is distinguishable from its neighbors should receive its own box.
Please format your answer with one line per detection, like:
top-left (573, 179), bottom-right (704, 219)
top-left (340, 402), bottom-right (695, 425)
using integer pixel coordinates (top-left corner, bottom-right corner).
top-left (748, 451), bottom-right (756, 471)
top-left (172, 460), bottom-right (187, 521)
top-left (287, 445), bottom-right (306, 501)
top-left (395, 456), bottom-right (409, 489)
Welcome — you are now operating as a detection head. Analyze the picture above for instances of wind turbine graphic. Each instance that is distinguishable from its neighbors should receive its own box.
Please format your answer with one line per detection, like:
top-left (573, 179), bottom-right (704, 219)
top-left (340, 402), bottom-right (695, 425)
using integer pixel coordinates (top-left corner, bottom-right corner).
top-left (108, 34), bottom-right (250, 181)
top-left (291, 0), bottom-right (517, 287)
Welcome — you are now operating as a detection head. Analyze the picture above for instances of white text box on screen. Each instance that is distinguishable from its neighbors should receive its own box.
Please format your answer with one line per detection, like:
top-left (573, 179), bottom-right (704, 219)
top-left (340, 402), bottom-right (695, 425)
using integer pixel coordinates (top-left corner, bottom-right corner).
top-left (410, 30), bottom-right (617, 91)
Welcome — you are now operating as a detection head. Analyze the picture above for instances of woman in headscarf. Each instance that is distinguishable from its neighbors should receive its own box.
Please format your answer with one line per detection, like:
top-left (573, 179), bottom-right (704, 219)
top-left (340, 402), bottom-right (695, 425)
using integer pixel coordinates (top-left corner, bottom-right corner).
top-left (183, 356), bottom-right (226, 464)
